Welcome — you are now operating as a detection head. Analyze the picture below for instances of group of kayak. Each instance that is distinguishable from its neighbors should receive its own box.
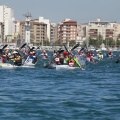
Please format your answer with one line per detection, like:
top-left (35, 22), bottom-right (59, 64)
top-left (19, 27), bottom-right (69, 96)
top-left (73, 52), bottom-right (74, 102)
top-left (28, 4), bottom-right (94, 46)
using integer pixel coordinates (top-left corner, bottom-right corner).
top-left (0, 43), bottom-right (38, 69)
top-left (0, 43), bottom-right (119, 70)
top-left (44, 45), bottom-right (116, 70)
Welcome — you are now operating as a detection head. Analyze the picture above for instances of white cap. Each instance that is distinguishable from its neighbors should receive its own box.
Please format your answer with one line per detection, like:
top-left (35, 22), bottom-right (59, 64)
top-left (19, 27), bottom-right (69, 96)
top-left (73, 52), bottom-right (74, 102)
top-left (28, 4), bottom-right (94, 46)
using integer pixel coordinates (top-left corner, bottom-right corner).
top-left (13, 51), bottom-right (18, 54)
top-left (5, 48), bottom-right (9, 50)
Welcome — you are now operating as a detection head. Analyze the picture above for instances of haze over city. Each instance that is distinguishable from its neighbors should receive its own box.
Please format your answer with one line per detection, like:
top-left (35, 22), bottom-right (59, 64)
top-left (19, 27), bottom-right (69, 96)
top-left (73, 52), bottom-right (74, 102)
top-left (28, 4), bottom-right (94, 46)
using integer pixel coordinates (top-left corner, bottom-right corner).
top-left (0, 0), bottom-right (120, 23)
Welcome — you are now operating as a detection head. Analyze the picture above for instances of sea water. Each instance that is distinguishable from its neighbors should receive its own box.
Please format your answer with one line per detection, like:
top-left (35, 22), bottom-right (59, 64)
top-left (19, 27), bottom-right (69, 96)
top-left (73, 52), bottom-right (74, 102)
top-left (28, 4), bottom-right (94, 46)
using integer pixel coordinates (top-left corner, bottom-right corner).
top-left (0, 52), bottom-right (120, 120)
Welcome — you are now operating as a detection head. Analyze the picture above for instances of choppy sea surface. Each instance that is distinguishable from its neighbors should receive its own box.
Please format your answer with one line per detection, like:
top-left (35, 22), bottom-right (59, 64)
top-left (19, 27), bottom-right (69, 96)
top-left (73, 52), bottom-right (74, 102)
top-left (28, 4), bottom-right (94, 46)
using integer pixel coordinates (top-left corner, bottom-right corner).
top-left (0, 52), bottom-right (120, 120)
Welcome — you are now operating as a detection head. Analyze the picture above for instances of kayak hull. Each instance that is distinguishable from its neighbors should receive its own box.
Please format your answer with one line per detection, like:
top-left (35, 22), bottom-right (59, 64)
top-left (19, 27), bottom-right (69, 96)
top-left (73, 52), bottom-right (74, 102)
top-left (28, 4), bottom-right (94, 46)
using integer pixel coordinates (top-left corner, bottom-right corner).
top-left (0, 63), bottom-right (35, 69)
top-left (56, 65), bottom-right (78, 70)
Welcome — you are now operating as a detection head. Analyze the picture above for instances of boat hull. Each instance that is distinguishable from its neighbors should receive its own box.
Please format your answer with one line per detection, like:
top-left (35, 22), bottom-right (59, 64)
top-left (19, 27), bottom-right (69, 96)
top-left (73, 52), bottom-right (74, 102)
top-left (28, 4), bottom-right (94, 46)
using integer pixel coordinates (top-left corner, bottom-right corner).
top-left (0, 63), bottom-right (35, 69)
top-left (56, 65), bottom-right (78, 70)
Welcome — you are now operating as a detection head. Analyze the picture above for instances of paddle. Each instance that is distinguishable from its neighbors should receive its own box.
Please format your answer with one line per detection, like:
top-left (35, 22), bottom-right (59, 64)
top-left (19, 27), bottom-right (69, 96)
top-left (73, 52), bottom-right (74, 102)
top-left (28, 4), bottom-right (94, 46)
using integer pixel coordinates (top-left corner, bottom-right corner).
top-left (26, 45), bottom-right (37, 51)
top-left (31, 46), bottom-right (35, 50)
top-left (35, 45), bottom-right (41, 51)
top-left (64, 45), bottom-right (69, 53)
top-left (45, 49), bottom-right (64, 68)
top-left (2, 44), bottom-right (8, 50)
top-left (116, 58), bottom-right (120, 63)
top-left (116, 59), bottom-right (119, 63)
top-left (64, 43), bottom-right (80, 54)
top-left (19, 43), bottom-right (27, 51)
top-left (79, 47), bottom-right (84, 52)
top-left (0, 44), bottom-right (8, 54)
top-left (70, 43), bottom-right (80, 51)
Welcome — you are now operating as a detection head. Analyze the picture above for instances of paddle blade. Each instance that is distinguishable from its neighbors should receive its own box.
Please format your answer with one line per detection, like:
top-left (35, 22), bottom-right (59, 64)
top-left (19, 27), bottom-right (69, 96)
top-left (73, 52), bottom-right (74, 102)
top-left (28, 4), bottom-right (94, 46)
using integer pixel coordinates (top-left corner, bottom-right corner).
top-left (2, 44), bottom-right (8, 50)
top-left (0, 49), bottom-right (2, 53)
top-left (31, 47), bottom-right (35, 50)
top-left (71, 43), bottom-right (79, 51)
top-left (36, 45), bottom-right (40, 50)
top-left (80, 47), bottom-right (84, 52)
top-left (58, 49), bottom-right (64, 54)
top-left (27, 45), bottom-right (31, 50)
top-left (63, 45), bottom-right (69, 52)
top-left (116, 59), bottom-right (119, 63)
top-left (19, 43), bottom-right (27, 50)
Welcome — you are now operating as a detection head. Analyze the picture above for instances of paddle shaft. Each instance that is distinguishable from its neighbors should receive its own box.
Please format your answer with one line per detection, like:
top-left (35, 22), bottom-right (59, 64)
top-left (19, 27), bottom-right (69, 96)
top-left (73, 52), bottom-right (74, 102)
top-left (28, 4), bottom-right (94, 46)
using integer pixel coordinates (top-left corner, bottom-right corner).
top-left (46, 50), bottom-right (64, 68)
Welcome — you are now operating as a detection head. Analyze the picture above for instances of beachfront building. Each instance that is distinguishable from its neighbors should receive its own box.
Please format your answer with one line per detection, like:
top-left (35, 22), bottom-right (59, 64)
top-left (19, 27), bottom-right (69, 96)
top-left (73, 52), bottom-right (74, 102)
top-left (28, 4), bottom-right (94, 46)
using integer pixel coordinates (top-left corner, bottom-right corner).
top-left (19, 19), bottom-right (47, 46)
top-left (76, 24), bottom-right (86, 45)
top-left (114, 23), bottom-right (120, 40)
top-left (50, 23), bottom-right (58, 45)
top-left (39, 17), bottom-right (50, 42)
top-left (58, 19), bottom-right (77, 45)
top-left (0, 22), bottom-right (4, 44)
top-left (0, 5), bottom-right (15, 40)
top-left (85, 19), bottom-right (114, 40)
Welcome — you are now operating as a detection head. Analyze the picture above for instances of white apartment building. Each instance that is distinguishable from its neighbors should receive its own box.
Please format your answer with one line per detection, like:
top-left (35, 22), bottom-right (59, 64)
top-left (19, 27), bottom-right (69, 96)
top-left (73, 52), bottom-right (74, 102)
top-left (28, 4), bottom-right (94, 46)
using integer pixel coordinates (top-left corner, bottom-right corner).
top-left (14, 21), bottom-right (20, 33)
top-left (0, 22), bottom-right (4, 43)
top-left (58, 19), bottom-right (77, 43)
top-left (114, 23), bottom-right (120, 40)
top-left (77, 24), bottom-right (86, 44)
top-left (39, 17), bottom-right (50, 42)
top-left (0, 5), bottom-right (15, 38)
top-left (85, 19), bottom-right (115, 40)
top-left (50, 23), bottom-right (57, 44)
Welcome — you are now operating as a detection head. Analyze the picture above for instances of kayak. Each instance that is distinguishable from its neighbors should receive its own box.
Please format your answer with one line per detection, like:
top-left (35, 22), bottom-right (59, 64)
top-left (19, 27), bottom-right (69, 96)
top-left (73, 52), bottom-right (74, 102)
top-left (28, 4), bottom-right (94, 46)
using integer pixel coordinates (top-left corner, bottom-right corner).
top-left (56, 65), bottom-right (79, 70)
top-left (0, 63), bottom-right (35, 69)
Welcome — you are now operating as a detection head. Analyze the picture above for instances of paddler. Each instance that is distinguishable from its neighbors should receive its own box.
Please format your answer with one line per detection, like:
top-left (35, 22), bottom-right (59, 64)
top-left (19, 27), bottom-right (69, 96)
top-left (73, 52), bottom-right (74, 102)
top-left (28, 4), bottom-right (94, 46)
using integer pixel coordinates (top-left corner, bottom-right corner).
top-left (0, 49), bottom-right (11, 63)
top-left (41, 50), bottom-right (48, 59)
top-left (9, 51), bottom-right (22, 66)
top-left (97, 51), bottom-right (103, 60)
top-left (25, 50), bottom-right (37, 64)
top-left (66, 53), bottom-right (83, 69)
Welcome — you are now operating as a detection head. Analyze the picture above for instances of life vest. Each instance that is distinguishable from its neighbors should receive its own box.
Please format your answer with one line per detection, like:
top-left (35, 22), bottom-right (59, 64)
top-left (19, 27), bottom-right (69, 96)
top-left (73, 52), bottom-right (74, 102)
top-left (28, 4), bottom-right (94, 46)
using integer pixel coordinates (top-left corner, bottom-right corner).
top-left (86, 54), bottom-right (91, 62)
top-left (43, 53), bottom-right (48, 59)
top-left (86, 55), bottom-right (94, 62)
top-left (109, 52), bottom-right (112, 55)
top-left (90, 53), bottom-right (94, 58)
top-left (68, 59), bottom-right (75, 67)
top-left (63, 51), bottom-right (68, 57)
top-left (98, 53), bottom-right (103, 58)
top-left (13, 55), bottom-right (22, 63)
top-left (1, 55), bottom-right (8, 63)
top-left (32, 55), bottom-right (37, 63)
top-left (55, 57), bottom-right (60, 65)
top-left (1, 57), bottom-right (5, 63)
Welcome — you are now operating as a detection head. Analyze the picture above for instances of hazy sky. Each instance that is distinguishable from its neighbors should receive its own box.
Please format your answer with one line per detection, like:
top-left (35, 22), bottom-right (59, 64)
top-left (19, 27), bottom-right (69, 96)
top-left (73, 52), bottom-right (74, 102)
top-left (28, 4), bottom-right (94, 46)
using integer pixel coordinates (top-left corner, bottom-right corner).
top-left (0, 0), bottom-right (120, 23)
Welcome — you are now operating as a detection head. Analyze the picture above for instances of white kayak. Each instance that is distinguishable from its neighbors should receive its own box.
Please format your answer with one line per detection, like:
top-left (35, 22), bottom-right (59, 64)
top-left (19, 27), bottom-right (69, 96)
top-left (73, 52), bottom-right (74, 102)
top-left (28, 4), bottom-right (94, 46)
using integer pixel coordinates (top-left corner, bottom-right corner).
top-left (56, 65), bottom-right (79, 70)
top-left (0, 63), bottom-right (35, 69)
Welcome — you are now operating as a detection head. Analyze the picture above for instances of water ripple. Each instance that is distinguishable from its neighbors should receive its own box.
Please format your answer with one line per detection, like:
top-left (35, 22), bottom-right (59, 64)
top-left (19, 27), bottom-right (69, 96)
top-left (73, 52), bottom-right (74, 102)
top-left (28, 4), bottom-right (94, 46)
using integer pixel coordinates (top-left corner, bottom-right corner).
top-left (0, 54), bottom-right (120, 119)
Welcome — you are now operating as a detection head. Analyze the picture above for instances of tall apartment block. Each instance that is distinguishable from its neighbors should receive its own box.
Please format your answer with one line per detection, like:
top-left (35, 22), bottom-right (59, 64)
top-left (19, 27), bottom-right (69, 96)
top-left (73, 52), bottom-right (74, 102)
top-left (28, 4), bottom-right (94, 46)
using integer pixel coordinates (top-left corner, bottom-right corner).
top-left (20, 19), bottom-right (47, 45)
top-left (85, 19), bottom-right (115, 40)
top-left (0, 5), bottom-right (15, 40)
top-left (76, 24), bottom-right (86, 44)
top-left (39, 17), bottom-right (50, 42)
top-left (50, 23), bottom-right (58, 45)
top-left (0, 22), bottom-right (4, 43)
top-left (114, 23), bottom-right (120, 40)
top-left (58, 19), bottom-right (77, 43)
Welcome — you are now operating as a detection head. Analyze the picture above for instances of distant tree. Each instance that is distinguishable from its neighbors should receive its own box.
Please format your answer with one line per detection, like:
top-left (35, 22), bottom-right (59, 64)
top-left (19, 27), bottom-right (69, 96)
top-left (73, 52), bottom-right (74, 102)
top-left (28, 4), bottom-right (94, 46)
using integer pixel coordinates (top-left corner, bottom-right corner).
top-left (69, 40), bottom-right (76, 46)
top-left (43, 40), bottom-right (50, 46)
top-left (117, 34), bottom-right (120, 40)
top-left (55, 40), bottom-right (61, 46)
top-left (89, 38), bottom-right (97, 47)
